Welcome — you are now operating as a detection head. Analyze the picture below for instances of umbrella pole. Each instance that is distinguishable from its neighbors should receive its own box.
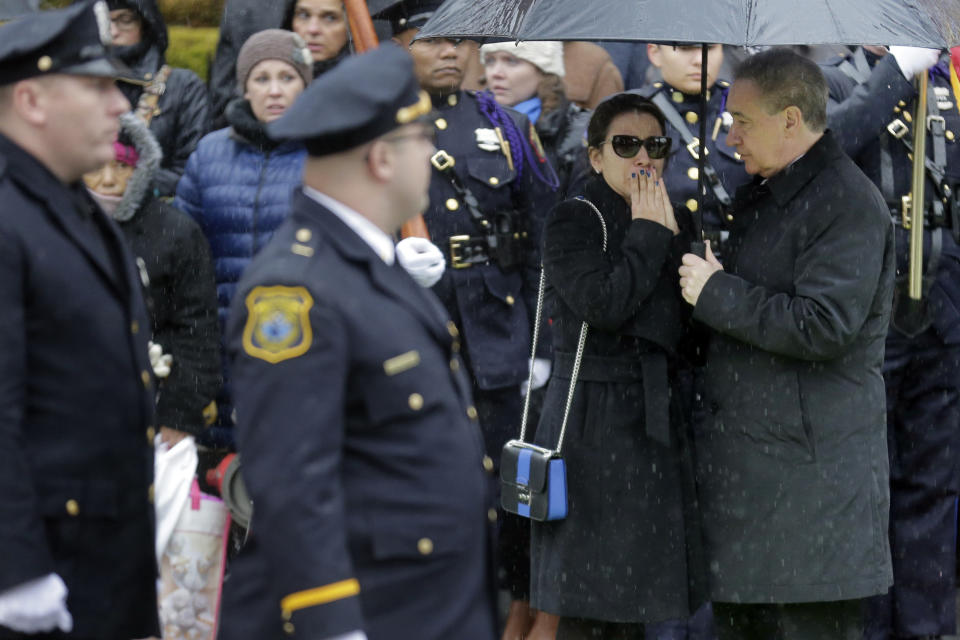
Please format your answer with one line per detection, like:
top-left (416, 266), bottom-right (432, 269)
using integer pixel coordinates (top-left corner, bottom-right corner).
top-left (690, 43), bottom-right (708, 257)
top-left (342, 0), bottom-right (430, 239)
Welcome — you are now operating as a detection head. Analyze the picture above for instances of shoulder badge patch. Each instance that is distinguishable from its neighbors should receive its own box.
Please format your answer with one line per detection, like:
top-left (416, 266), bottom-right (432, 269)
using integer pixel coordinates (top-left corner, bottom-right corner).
top-left (529, 123), bottom-right (547, 164)
top-left (242, 285), bottom-right (314, 363)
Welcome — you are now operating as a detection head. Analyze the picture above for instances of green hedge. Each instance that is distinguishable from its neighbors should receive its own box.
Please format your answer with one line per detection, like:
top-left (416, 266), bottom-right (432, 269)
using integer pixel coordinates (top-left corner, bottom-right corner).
top-left (40, 0), bottom-right (223, 25)
top-left (168, 26), bottom-right (219, 82)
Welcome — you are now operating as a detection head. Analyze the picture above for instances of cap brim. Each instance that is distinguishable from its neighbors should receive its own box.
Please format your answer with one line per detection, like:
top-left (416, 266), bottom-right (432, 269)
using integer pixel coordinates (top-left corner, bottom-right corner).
top-left (59, 57), bottom-right (146, 86)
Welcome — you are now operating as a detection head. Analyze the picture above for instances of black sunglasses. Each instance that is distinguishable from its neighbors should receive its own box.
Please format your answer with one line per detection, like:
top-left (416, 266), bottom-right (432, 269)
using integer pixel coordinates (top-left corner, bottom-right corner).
top-left (601, 135), bottom-right (672, 160)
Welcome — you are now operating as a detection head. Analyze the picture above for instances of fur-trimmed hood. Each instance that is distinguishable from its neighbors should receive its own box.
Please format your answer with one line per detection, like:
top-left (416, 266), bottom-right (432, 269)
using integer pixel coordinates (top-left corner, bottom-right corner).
top-left (112, 112), bottom-right (163, 221)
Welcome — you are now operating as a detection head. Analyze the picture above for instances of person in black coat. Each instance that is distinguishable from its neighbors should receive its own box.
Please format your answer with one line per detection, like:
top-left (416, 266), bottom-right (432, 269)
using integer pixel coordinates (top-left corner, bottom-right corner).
top-left (0, 4), bottom-right (158, 638)
top-left (218, 45), bottom-right (496, 640)
top-left (528, 93), bottom-right (705, 640)
top-left (679, 48), bottom-right (895, 639)
top-left (83, 112), bottom-right (221, 442)
top-left (97, 0), bottom-right (210, 197)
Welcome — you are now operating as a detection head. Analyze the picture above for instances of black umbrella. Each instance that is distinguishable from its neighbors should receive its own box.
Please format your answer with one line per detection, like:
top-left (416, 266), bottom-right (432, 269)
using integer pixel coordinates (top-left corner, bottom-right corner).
top-left (417, 0), bottom-right (960, 252)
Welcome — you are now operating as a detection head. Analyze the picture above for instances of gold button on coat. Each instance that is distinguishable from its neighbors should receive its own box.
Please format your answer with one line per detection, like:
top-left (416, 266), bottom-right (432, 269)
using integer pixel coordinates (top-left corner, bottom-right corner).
top-left (417, 537), bottom-right (434, 555)
top-left (131, 320), bottom-right (139, 334)
top-left (504, 295), bottom-right (515, 305)
top-left (146, 426), bottom-right (156, 443)
top-left (447, 321), bottom-right (459, 337)
top-left (686, 198), bottom-right (699, 212)
top-left (141, 370), bottom-right (151, 386)
top-left (296, 228), bottom-right (312, 242)
top-left (685, 111), bottom-right (698, 124)
top-left (435, 118), bottom-right (448, 130)
top-left (488, 508), bottom-right (498, 523)
top-left (447, 94), bottom-right (458, 106)
top-left (482, 456), bottom-right (494, 472)
top-left (488, 176), bottom-right (499, 185)
top-left (445, 198), bottom-right (459, 211)
top-left (687, 167), bottom-right (699, 181)
top-left (467, 406), bottom-right (478, 420)
top-left (726, 214), bottom-right (735, 222)
top-left (408, 393), bottom-right (424, 410)
top-left (65, 499), bottom-right (80, 516)
top-left (948, 130), bottom-right (956, 141)
top-left (37, 56), bottom-right (52, 71)
top-left (283, 621), bottom-right (295, 635)
top-left (671, 91), bottom-right (684, 103)
top-left (450, 359), bottom-right (459, 372)
top-left (148, 484), bottom-right (155, 503)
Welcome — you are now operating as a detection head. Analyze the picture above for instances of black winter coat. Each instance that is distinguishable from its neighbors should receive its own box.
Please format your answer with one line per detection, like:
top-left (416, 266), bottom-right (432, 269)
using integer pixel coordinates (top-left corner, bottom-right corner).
top-left (536, 99), bottom-right (590, 199)
top-left (110, 0), bottom-right (210, 196)
top-left (118, 199), bottom-right (221, 436)
top-left (693, 131), bottom-right (895, 603)
top-left (530, 176), bottom-right (705, 623)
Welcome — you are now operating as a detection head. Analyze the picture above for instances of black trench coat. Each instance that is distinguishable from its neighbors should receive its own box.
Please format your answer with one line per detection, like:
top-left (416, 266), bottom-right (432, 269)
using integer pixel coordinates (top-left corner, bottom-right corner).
top-left (693, 131), bottom-right (895, 603)
top-left (530, 176), bottom-right (705, 623)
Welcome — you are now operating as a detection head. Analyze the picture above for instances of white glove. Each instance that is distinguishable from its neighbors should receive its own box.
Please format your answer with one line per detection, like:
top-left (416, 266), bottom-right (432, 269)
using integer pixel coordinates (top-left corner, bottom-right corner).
top-left (520, 358), bottom-right (552, 396)
top-left (326, 632), bottom-right (368, 640)
top-left (889, 46), bottom-right (941, 80)
top-left (0, 573), bottom-right (73, 634)
top-left (147, 340), bottom-right (173, 379)
top-left (396, 237), bottom-right (445, 288)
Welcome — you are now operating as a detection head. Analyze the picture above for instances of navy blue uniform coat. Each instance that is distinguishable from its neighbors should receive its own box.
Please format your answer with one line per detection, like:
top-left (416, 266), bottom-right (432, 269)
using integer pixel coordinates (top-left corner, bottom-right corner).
top-left (219, 190), bottom-right (497, 640)
top-left (0, 135), bottom-right (158, 639)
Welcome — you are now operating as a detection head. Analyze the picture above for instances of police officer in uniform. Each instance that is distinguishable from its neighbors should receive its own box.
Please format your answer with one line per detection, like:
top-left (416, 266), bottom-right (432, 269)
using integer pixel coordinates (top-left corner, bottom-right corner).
top-left (218, 44), bottom-right (497, 640)
top-left (824, 45), bottom-right (960, 640)
top-left (0, 3), bottom-right (159, 638)
top-left (637, 43), bottom-right (750, 259)
top-left (376, 0), bottom-right (560, 624)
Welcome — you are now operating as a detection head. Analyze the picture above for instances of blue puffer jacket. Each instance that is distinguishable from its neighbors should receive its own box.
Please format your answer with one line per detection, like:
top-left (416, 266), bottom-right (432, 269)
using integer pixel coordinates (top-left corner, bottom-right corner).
top-left (174, 99), bottom-right (304, 440)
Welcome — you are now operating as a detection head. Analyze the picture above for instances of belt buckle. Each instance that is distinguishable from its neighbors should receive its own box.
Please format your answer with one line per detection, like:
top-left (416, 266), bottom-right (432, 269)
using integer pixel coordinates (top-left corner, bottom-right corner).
top-left (927, 115), bottom-right (946, 134)
top-left (431, 150), bottom-right (456, 171)
top-left (686, 137), bottom-right (708, 161)
top-left (887, 119), bottom-right (909, 139)
top-left (449, 235), bottom-right (472, 269)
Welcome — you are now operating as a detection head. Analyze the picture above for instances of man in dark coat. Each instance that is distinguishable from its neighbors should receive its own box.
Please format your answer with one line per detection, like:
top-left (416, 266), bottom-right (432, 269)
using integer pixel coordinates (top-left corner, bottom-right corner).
top-left (822, 45), bottom-right (960, 640)
top-left (218, 44), bottom-right (496, 640)
top-left (678, 48), bottom-right (895, 638)
top-left (99, 0), bottom-right (210, 196)
top-left (0, 3), bottom-right (159, 638)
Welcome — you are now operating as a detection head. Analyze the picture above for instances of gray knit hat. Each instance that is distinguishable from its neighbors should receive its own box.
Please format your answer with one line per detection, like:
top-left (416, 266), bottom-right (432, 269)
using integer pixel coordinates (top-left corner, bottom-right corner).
top-left (236, 29), bottom-right (313, 90)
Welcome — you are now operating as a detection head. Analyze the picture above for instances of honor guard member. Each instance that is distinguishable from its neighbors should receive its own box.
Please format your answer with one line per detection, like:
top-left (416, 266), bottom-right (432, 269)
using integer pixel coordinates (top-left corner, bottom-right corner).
top-left (637, 43), bottom-right (750, 258)
top-left (0, 3), bottom-right (160, 639)
top-left (218, 44), bottom-right (497, 640)
top-left (824, 46), bottom-right (960, 640)
top-left (376, 0), bottom-right (560, 604)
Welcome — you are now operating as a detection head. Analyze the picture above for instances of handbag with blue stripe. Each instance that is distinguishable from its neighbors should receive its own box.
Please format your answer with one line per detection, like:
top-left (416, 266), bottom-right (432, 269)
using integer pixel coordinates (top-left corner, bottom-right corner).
top-left (500, 197), bottom-right (607, 522)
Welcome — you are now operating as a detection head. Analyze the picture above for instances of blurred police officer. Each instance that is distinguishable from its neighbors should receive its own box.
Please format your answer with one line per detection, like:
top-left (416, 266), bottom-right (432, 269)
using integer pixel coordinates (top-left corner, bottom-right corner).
top-left (218, 44), bottom-right (496, 640)
top-left (637, 43), bottom-right (750, 258)
top-left (0, 2), bottom-right (159, 638)
top-left (375, 0), bottom-right (560, 629)
top-left (824, 45), bottom-right (960, 640)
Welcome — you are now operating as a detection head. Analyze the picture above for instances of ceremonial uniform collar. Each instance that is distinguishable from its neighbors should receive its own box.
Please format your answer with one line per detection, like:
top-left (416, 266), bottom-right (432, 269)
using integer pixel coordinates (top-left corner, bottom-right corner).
top-left (431, 89), bottom-right (462, 110)
top-left (302, 186), bottom-right (396, 265)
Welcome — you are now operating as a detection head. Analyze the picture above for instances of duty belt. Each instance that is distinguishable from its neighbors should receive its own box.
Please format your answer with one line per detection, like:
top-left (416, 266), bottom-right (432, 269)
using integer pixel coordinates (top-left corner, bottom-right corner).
top-left (432, 149), bottom-right (528, 270)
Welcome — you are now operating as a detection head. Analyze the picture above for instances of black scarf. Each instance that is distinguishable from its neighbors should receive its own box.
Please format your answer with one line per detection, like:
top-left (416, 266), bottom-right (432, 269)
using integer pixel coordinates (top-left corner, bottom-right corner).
top-left (225, 98), bottom-right (282, 152)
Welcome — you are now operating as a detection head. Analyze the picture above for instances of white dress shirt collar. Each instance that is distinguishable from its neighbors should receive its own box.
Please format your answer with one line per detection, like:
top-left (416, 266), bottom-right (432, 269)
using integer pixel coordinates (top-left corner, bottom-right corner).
top-left (302, 186), bottom-right (395, 265)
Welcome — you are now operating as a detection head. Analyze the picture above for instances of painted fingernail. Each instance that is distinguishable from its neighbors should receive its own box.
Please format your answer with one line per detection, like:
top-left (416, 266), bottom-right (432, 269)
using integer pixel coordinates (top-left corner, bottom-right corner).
top-left (632, 172), bottom-right (637, 178)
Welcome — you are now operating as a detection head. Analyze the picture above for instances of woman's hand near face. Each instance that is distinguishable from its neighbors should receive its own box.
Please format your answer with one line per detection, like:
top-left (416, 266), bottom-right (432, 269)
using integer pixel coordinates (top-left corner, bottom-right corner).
top-left (630, 167), bottom-right (677, 233)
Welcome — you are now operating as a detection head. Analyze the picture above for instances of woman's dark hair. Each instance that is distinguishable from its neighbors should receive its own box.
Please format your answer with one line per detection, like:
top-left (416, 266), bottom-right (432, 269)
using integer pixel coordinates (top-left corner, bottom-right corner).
top-left (586, 93), bottom-right (667, 150)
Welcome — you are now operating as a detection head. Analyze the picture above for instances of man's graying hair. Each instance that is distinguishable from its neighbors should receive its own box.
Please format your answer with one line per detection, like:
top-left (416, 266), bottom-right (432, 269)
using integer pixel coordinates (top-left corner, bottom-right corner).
top-left (735, 48), bottom-right (828, 132)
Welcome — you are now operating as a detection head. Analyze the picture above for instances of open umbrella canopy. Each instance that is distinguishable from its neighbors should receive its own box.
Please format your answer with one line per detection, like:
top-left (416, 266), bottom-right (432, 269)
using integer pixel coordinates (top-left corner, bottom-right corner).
top-left (418, 0), bottom-right (960, 48)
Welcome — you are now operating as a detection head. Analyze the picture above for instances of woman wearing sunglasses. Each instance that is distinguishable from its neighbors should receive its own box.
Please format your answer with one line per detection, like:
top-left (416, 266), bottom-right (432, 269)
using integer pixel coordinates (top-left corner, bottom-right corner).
top-left (527, 93), bottom-right (705, 640)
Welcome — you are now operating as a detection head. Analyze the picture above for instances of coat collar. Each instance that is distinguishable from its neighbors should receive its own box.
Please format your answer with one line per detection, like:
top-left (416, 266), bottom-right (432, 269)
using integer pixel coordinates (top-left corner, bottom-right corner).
top-left (290, 189), bottom-right (450, 344)
top-left (0, 134), bottom-right (129, 299)
top-left (764, 130), bottom-right (844, 209)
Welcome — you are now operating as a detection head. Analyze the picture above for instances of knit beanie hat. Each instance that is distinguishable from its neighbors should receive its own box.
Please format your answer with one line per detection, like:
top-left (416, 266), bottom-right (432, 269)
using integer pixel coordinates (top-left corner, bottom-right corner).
top-left (236, 29), bottom-right (313, 90)
top-left (480, 41), bottom-right (565, 78)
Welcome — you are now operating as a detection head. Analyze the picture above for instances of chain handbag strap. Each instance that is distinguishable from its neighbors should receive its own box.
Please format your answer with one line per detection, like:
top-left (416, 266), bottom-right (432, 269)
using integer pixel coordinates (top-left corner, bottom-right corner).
top-left (518, 197), bottom-right (608, 454)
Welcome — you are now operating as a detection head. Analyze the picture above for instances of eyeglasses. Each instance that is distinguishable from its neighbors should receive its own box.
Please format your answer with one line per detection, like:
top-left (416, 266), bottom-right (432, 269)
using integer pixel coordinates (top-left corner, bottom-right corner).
top-left (600, 135), bottom-right (672, 160)
top-left (110, 12), bottom-right (140, 30)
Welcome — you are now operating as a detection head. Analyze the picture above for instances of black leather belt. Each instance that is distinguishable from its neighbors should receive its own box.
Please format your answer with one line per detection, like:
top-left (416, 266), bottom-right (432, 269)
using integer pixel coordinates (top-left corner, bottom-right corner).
top-left (552, 351), bottom-right (671, 447)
